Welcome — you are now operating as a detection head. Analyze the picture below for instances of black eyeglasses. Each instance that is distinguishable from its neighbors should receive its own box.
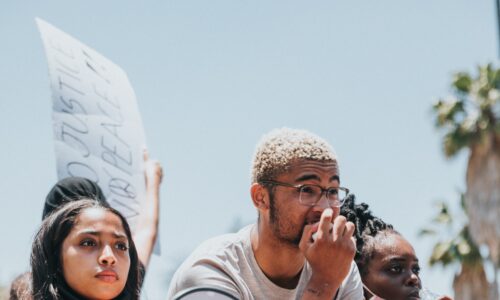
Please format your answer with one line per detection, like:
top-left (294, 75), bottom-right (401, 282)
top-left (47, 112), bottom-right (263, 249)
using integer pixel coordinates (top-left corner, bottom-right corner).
top-left (259, 180), bottom-right (349, 207)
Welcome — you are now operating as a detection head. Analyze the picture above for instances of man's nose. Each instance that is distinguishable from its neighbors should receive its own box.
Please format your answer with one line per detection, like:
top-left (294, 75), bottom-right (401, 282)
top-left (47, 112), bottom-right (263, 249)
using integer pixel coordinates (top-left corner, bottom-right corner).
top-left (315, 192), bottom-right (333, 209)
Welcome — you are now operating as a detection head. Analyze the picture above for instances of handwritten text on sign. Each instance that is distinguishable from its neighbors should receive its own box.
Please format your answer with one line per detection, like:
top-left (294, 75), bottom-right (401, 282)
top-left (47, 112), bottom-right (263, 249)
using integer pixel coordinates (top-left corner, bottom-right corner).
top-left (37, 18), bottom-right (146, 224)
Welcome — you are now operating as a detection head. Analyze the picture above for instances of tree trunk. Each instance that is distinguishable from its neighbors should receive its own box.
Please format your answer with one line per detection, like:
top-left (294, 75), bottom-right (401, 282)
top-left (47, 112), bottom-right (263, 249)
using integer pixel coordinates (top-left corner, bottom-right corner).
top-left (465, 133), bottom-right (500, 266)
top-left (453, 263), bottom-right (491, 300)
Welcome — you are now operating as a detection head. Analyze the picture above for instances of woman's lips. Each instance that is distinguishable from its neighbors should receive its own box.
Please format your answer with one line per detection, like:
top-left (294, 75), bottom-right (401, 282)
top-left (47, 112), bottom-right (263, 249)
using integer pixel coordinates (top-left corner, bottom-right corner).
top-left (408, 289), bottom-right (420, 299)
top-left (95, 270), bottom-right (118, 283)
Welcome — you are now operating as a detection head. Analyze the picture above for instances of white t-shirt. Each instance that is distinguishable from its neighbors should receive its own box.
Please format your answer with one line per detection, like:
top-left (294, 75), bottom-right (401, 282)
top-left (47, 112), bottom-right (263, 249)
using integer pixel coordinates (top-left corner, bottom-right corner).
top-left (167, 225), bottom-right (363, 300)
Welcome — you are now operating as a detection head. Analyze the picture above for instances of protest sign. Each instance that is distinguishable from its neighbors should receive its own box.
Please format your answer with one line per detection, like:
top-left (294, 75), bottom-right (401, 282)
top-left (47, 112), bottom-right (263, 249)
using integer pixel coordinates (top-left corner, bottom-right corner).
top-left (36, 18), bottom-right (147, 230)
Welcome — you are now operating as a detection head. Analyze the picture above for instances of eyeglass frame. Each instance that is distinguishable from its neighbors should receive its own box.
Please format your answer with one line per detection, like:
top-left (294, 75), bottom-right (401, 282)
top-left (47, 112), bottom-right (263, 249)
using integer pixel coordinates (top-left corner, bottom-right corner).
top-left (258, 180), bottom-right (350, 207)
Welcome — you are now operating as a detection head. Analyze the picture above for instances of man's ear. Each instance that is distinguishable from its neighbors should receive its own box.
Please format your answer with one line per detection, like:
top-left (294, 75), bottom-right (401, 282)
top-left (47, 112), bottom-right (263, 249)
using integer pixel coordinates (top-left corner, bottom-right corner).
top-left (250, 183), bottom-right (269, 211)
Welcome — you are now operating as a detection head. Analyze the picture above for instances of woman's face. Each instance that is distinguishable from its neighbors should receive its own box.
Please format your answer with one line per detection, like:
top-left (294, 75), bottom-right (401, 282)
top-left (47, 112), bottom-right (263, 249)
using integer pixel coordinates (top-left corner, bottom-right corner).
top-left (61, 207), bottom-right (131, 300)
top-left (362, 233), bottom-right (421, 300)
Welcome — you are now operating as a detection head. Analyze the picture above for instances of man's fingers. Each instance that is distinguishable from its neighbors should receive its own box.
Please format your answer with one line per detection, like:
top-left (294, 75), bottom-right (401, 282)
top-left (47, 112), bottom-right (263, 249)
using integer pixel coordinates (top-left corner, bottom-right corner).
top-left (316, 208), bottom-right (333, 240)
top-left (332, 206), bottom-right (340, 220)
top-left (143, 148), bottom-right (150, 161)
top-left (299, 224), bottom-right (315, 251)
top-left (344, 221), bottom-right (355, 238)
top-left (332, 215), bottom-right (347, 240)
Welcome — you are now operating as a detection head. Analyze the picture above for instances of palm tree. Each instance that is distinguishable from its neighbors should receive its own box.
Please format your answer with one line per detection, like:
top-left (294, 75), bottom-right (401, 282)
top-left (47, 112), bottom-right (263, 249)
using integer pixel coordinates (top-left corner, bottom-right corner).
top-left (496, 0), bottom-right (500, 57)
top-left (433, 64), bottom-right (500, 265)
top-left (432, 64), bottom-right (500, 299)
top-left (420, 197), bottom-right (496, 300)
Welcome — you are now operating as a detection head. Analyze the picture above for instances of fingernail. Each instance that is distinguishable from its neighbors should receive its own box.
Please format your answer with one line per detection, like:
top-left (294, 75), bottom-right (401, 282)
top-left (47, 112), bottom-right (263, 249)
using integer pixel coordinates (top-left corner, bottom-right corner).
top-left (324, 208), bottom-right (333, 217)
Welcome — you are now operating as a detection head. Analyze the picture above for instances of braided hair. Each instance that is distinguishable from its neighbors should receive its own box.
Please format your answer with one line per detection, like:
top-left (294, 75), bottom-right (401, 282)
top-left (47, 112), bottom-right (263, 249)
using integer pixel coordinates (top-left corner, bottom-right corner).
top-left (340, 194), bottom-right (399, 276)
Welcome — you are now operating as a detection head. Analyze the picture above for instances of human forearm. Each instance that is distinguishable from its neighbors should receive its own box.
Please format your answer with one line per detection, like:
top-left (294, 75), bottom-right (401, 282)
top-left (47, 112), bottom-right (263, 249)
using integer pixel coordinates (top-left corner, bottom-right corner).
top-left (134, 151), bottom-right (162, 268)
top-left (134, 182), bottom-right (160, 267)
top-left (300, 275), bottom-right (340, 300)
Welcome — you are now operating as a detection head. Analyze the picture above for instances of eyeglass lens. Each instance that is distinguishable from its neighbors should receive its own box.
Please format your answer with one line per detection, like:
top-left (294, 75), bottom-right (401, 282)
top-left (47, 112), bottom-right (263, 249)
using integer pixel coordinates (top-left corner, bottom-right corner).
top-left (298, 185), bottom-right (346, 206)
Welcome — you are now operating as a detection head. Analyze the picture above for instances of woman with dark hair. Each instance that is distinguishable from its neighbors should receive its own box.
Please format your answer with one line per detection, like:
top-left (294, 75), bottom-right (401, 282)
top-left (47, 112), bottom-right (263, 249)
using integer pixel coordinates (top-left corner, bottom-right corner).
top-left (31, 199), bottom-right (142, 300)
top-left (10, 151), bottom-right (162, 299)
top-left (341, 195), bottom-right (451, 300)
top-left (41, 149), bottom-right (162, 268)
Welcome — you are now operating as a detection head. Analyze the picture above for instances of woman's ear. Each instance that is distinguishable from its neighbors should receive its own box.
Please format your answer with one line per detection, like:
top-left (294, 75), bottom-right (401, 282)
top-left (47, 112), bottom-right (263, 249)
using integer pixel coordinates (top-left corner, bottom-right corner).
top-left (250, 183), bottom-right (269, 211)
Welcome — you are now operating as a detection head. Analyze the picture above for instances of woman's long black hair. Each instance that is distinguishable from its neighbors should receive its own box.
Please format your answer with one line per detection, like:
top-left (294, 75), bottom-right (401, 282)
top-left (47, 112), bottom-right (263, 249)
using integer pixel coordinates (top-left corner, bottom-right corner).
top-left (31, 199), bottom-right (142, 300)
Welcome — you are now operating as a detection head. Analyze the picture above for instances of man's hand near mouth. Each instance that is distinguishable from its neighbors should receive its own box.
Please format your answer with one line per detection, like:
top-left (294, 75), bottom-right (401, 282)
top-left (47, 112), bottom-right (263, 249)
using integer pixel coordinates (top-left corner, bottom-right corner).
top-left (299, 208), bottom-right (356, 299)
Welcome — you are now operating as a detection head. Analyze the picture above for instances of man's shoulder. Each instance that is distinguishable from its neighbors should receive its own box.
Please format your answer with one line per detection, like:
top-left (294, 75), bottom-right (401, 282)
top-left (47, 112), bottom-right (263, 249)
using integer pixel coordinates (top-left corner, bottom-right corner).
top-left (190, 224), bottom-right (252, 258)
top-left (167, 225), bottom-right (254, 299)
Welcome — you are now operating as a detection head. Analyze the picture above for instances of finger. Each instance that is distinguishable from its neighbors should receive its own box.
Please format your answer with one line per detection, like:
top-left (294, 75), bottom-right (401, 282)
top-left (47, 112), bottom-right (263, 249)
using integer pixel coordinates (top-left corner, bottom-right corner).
top-left (332, 215), bottom-right (347, 240)
top-left (310, 222), bottom-right (322, 241)
top-left (299, 224), bottom-right (315, 251)
top-left (143, 148), bottom-right (149, 161)
top-left (332, 206), bottom-right (340, 220)
top-left (344, 221), bottom-right (355, 238)
top-left (316, 208), bottom-right (333, 241)
top-left (153, 160), bottom-right (162, 170)
top-left (157, 164), bottom-right (164, 181)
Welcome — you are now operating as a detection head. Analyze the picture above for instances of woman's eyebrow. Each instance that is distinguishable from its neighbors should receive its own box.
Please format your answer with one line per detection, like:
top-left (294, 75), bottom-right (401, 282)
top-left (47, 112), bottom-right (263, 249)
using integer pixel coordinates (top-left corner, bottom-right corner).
top-left (385, 256), bottom-right (419, 263)
top-left (112, 232), bottom-right (128, 239)
top-left (77, 230), bottom-right (99, 236)
top-left (77, 230), bottom-right (127, 239)
top-left (387, 257), bottom-right (406, 262)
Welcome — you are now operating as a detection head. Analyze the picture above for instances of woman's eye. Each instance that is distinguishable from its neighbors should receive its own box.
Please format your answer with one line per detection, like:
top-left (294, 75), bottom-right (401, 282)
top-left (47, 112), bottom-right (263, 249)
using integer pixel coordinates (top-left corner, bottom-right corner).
top-left (80, 239), bottom-right (96, 247)
top-left (115, 242), bottom-right (129, 251)
top-left (389, 265), bottom-right (403, 273)
top-left (412, 265), bottom-right (421, 275)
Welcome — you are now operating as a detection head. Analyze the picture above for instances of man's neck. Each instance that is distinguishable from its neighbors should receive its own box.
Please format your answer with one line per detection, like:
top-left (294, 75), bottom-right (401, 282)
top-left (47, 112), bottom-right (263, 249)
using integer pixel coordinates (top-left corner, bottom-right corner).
top-left (251, 224), bottom-right (306, 289)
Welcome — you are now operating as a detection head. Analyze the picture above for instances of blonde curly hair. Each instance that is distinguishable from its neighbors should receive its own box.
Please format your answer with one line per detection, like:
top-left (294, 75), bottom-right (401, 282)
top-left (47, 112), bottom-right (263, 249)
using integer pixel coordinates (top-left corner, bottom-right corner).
top-left (251, 128), bottom-right (338, 183)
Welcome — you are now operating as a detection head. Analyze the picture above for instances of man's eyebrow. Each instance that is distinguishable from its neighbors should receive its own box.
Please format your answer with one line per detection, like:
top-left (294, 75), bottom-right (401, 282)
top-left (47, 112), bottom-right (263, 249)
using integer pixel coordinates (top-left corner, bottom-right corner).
top-left (295, 174), bottom-right (320, 182)
top-left (330, 175), bottom-right (340, 182)
top-left (295, 174), bottom-right (340, 183)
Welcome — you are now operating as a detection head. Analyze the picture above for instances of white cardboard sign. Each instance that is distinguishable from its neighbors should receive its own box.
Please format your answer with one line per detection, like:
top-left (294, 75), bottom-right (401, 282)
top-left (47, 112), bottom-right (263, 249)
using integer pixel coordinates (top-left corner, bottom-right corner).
top-left (36, 18), bottom-right (147, 227)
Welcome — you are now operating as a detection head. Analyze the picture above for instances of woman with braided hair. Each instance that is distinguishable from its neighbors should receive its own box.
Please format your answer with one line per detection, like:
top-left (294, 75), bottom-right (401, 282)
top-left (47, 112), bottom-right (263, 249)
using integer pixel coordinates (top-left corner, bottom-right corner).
top-left (340, 195), bottom-right (451, 300)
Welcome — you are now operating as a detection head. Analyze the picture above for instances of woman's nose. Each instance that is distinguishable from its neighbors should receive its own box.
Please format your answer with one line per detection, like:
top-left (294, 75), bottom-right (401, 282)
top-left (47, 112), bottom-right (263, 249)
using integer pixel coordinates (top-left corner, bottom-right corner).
top-left (406, 271), bottom-right (420, 287)
top-left (98, 245), bottom-right (116, 266)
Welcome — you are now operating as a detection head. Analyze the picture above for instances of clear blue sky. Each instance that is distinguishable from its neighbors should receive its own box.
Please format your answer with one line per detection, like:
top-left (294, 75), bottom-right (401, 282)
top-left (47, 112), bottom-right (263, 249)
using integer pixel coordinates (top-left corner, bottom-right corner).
top-left (0, 1), bottom-right (496, 299)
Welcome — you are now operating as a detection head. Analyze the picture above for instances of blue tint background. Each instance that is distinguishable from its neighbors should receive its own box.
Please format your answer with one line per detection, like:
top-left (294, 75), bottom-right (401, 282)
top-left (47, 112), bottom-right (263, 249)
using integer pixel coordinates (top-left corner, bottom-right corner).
top-left (1, 1), bottom-right (496, 298)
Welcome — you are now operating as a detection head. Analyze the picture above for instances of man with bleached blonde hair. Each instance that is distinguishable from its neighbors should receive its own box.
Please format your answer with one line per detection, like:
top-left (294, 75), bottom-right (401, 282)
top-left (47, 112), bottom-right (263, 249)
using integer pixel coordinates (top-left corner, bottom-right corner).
top-left (167, 128), bottom-right (362, 300)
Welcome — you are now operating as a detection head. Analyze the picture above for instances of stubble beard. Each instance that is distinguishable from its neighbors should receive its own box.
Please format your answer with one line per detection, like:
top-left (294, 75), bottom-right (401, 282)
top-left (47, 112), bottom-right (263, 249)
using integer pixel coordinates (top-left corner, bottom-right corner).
top-left (269, 193), bottom-right (304, 247)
